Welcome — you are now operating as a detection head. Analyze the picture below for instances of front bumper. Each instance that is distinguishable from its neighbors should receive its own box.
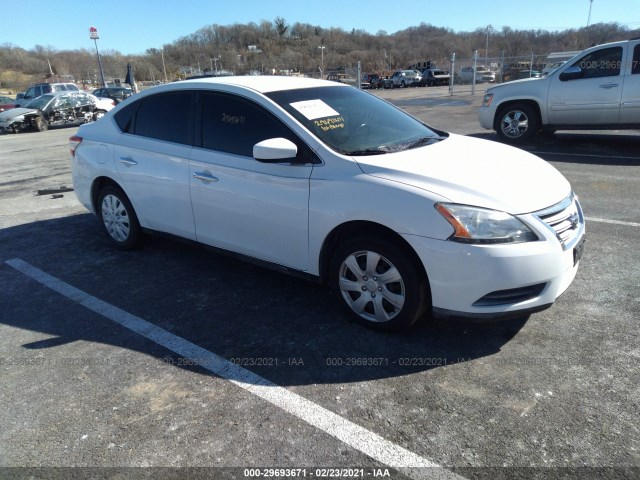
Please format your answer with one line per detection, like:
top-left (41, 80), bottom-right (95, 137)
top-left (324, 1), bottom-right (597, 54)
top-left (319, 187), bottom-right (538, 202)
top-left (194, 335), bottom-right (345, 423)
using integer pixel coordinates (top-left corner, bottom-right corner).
top-left (402, 197), bottom-right (584, 319)
top-left (478, 104), bottom-right (496, 130)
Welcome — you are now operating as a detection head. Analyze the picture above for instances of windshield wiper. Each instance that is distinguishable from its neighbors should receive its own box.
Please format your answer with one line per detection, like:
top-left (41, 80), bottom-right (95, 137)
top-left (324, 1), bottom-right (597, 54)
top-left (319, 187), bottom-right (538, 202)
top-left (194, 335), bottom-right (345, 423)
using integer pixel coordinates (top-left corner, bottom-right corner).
top-left (343, 148), bottom-right (388, 156)
top-left (404, 136), bottom-right (445, 150)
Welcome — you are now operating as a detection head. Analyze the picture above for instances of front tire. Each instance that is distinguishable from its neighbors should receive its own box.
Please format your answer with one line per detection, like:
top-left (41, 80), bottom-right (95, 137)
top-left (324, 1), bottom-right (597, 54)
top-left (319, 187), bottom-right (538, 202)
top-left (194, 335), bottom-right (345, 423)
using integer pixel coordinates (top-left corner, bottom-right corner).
top-left (97, 185), bottom-right (144, 249)
top-left (33, 117), bottom-right (48, 132)
top-left (330, 237), bottom-right (429, 331)
top-left (495, 103), bottom-right (540, 143)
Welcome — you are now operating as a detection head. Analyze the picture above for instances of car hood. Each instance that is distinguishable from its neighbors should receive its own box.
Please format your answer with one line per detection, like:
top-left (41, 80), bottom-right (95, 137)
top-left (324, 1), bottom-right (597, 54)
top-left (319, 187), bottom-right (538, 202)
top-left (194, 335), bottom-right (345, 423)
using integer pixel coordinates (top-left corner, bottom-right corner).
top-left (354, 134), bottom-right (570, 214)
top-left (0, 107), bottom-right (35, 120)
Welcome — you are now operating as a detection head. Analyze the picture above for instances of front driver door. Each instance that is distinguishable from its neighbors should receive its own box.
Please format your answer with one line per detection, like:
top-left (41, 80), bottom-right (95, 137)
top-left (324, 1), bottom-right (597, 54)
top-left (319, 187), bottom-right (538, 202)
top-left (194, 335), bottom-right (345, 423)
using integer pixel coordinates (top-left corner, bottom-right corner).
top-left (189, 91), bottom-right (315, 271)
top-left (548, 45), bottom-right (623, 126)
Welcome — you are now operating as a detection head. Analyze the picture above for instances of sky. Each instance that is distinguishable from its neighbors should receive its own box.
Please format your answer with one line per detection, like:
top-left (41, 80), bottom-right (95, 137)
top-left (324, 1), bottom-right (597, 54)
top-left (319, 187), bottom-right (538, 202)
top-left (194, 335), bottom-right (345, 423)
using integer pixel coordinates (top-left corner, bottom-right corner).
top-left (2, 0), bottom-right (639, 55)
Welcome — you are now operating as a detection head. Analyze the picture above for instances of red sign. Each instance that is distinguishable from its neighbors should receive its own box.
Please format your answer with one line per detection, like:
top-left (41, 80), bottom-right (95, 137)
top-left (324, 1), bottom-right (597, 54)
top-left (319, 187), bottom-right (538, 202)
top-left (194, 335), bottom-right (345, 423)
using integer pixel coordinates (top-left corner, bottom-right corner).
top-left (89, 26), bottom-right (99, 40)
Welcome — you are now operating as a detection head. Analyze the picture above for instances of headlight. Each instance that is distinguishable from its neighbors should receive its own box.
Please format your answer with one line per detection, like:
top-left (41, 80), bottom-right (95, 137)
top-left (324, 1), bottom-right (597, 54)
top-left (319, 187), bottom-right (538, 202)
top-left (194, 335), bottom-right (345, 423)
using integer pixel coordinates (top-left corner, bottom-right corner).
top-left (435, 203), bottom-right (538, 244)
top-left (482, 93), bottom-right (493, 107)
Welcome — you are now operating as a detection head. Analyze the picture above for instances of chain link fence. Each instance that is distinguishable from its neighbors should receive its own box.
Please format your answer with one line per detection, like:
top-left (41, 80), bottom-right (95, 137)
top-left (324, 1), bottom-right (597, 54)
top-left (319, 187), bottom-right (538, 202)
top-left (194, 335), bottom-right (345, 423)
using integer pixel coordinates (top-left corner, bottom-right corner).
top-left (447, 52), bottom-right (551, 95)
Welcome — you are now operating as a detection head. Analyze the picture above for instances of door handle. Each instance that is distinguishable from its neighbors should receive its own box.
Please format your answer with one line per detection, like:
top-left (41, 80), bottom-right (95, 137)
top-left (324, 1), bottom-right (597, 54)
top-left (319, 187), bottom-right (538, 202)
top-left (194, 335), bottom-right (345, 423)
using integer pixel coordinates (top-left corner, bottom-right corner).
top-left (193, 171), bottom-right (219, 182)
top-left (598, 83), bottom-right (619, 89)
top-left (118, 156), bottom-right (138, 166)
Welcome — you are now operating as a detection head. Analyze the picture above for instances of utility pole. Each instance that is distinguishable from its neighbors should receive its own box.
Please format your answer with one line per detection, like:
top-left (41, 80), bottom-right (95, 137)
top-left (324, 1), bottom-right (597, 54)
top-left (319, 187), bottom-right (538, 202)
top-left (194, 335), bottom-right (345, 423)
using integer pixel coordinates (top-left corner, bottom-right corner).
top-left (318, 45), bottom-right (325, 78)
top-left (485, 25), bottom-right (492, 61)
top-left (587, 0), bottom-right (594, 26)
top-left (161, 47), bottom-right (168, 82)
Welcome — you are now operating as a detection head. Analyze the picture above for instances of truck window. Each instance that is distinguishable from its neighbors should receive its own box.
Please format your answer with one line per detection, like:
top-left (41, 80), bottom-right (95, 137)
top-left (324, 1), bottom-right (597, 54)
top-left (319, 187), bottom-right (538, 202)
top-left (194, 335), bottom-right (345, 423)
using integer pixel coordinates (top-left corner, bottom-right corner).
top-left (633, 45), bottom-right (640, 74)
top-left (572, 46), bottom-right (623, 79)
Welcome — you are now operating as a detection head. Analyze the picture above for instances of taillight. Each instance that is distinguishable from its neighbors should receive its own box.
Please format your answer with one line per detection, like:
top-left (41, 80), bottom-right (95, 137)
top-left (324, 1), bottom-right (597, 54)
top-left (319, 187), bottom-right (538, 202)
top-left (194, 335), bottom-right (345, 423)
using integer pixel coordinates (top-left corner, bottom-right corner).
top-left (69, 135), bottom-right (82, 156)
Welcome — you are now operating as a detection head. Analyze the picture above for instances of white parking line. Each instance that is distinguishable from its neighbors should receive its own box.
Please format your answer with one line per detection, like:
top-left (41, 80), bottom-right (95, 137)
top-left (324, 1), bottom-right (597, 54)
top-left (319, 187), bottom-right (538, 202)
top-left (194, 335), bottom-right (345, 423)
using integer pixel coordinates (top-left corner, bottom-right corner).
top-left (585, 217), bottom-right (640, 228)
top-left (6, 258), bottom-right (465, 480)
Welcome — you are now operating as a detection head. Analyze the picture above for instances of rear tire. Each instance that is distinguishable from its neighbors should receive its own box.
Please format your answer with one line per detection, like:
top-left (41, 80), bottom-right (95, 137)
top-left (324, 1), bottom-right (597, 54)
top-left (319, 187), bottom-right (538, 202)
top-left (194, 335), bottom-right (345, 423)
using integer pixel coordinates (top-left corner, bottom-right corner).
top-left (97, 185), bottom-right (144, 249)
top-left (330, 236), bottom-right (429, 332)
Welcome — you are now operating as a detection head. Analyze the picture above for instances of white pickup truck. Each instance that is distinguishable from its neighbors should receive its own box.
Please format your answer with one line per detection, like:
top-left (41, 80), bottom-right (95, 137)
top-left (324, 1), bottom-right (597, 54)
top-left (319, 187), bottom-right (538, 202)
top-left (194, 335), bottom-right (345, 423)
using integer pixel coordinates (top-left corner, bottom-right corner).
top-left (479, 38), bottom-right (640, 143)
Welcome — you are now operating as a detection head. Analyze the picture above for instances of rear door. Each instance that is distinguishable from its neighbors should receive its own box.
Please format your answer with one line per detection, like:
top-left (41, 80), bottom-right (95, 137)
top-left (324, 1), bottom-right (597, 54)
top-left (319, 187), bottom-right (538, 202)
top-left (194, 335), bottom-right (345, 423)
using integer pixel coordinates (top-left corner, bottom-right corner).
top-left (620, 42), bottom-right (640, 125)
top-left (112, 91), bottom-right (196, 239)
top-left (547, 45), bottom-right (623, 125)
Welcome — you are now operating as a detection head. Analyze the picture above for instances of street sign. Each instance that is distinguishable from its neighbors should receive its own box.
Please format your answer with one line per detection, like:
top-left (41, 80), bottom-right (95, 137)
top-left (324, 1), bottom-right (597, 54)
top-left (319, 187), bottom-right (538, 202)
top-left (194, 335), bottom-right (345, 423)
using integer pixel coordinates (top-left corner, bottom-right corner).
top-left (89, 27), bottom-right (99, 40)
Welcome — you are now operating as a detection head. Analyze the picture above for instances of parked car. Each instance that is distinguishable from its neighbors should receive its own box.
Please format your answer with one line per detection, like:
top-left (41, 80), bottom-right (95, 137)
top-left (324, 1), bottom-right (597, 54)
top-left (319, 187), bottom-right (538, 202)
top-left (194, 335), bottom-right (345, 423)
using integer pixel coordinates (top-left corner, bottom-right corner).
top-left (390, 70), bottom-right (421, 88)
top-left (502, 69), bottom-right (542, 82)
top-left (14, 82), bottom-right (79, 107)
top-left (479, 38), bottom-right (640, 143)
top-left (0, 91), bottom-right (114, 133)
top-left (374, 76), bottom-right (393, 89)
top-left (92, 87), bottom-right (133, 104)
top-left (0, 96), bottom-right (16, 112)
top-left (326, 73), bottom-right (347, 83)
top-left (70, 76), bottom-right (584, 331)
top-left (361, 74), bottom-right (380, 89)
top-left (458, 66), bottom-right (496, 84)
top-left (417, 68), bottom-right (450, 86)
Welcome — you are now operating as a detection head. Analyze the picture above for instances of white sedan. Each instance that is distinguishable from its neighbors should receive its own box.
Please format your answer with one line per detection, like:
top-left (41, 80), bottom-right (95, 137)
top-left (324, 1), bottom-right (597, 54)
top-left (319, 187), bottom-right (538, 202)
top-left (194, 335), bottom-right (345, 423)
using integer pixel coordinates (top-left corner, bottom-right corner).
top-left (70, 76), bottom-right (585, 331)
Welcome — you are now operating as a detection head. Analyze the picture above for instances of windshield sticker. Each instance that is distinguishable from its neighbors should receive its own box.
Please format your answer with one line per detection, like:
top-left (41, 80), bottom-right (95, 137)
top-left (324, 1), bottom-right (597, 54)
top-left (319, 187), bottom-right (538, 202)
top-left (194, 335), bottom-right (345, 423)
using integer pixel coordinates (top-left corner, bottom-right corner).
top-left (290, 99), bottom-right (340, 120)
top-left (314, 116), bottom-right (345, 132)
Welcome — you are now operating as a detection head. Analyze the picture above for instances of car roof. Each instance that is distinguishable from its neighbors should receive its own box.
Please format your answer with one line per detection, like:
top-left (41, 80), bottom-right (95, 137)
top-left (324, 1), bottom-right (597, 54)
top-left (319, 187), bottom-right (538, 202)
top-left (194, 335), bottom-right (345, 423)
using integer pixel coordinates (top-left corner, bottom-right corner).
top-left (166, 76), bottom-right (346, 94)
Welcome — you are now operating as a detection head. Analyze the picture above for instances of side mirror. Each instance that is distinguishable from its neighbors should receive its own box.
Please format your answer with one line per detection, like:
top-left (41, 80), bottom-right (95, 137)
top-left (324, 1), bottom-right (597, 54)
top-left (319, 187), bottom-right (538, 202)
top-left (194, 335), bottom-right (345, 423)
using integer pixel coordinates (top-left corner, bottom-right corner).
top-left (559, 66), bottom-right (583, 81)
top-left (253, 137), bottom-right (298, 163)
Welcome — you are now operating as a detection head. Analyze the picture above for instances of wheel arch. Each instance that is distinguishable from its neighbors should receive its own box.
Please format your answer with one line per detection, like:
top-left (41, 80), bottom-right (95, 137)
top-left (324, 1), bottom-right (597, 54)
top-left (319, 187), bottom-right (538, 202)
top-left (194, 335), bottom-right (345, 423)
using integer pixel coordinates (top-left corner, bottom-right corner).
top-left (91, 176), bottom-right (125, 217)
top-left (318, 220), bottom-right (429, 288)
top-left (493, 99), bottom-right (543, 132)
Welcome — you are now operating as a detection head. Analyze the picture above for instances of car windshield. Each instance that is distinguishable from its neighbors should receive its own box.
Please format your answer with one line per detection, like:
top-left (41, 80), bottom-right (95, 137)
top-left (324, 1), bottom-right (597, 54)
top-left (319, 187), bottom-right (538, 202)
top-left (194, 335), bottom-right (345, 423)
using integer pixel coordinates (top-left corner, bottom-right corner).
top-left (25, 94), bottom-right (56, 110)
top-left (266, 86), bottom-right (445, 155)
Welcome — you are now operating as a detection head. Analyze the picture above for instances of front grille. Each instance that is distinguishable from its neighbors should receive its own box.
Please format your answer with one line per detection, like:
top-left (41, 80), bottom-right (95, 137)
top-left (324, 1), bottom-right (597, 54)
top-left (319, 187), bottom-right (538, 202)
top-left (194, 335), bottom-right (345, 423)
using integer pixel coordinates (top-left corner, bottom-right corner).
top-left (534, 193), bottom-right (584, 250)
top-left (473, 283), bottom-right (547, 306)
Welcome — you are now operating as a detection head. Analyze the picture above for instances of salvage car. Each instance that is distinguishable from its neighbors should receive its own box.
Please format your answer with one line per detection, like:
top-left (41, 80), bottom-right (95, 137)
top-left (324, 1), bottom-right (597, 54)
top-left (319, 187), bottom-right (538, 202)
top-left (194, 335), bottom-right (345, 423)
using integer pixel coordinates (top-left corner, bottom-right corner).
top-left (0, 91), bottom-right (114, 133)
top-left (70, 76), bottom-right (585, 331)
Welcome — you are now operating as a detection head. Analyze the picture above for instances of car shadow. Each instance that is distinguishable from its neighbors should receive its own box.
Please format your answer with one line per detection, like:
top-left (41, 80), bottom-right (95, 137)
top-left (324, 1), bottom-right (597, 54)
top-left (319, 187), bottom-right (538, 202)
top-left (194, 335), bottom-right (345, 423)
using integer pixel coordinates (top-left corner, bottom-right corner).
top-left (468, 131), bottom-right (640, 166)
top-left (0, 214), bottom-right (529, 387)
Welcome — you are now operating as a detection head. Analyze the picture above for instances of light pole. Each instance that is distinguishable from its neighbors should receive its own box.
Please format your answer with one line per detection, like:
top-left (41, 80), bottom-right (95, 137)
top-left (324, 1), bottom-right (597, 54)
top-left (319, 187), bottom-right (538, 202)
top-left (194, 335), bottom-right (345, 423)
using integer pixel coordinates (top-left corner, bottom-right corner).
top-left (89, 27), bottom-right (106, 87)
top-left (587, 0), bottom-right (594, 26)
top-left (485, 25), bottom-right (492, 61)
top-left (318, 45), bottom-right (325, 77)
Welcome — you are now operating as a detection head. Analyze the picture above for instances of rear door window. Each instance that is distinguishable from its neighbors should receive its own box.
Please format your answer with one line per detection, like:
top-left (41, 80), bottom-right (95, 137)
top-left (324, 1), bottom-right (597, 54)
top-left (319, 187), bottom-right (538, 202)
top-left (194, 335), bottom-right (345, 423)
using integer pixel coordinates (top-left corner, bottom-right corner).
top-left (128, 92), bottom-right (194, 145)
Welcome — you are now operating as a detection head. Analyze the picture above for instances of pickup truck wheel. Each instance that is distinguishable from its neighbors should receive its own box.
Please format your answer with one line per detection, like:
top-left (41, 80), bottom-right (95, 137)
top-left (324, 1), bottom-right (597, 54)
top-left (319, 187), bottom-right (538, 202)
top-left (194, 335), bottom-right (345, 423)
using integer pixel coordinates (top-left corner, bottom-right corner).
top-left (496, 103), bottom-right (539, 143)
